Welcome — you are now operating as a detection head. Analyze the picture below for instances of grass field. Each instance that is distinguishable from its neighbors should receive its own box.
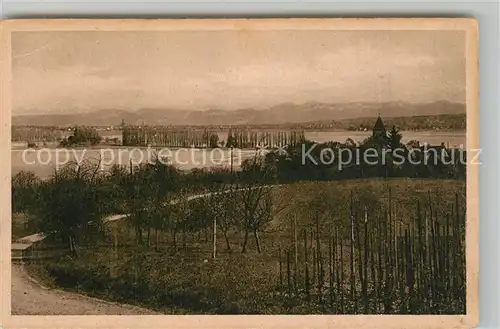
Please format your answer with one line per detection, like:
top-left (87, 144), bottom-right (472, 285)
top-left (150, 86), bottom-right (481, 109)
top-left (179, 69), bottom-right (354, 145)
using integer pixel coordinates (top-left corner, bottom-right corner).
top-left (26, 178), bottom-right (466, 314)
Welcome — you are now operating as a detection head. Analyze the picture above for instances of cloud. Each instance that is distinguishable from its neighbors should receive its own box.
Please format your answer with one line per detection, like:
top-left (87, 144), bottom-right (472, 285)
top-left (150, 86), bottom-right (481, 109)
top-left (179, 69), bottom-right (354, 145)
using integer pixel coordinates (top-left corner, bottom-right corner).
top-left (163, 47), bottom-right (456, 107)
top-left (13, 64), bottom-right (136, 113)
top-left (12, 30), bottom-right (465, 114)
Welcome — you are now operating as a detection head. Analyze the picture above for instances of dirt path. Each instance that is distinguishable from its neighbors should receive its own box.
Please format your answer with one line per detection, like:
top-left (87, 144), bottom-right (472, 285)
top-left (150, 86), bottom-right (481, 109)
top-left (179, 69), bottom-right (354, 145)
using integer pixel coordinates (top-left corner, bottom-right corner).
top-left (11, 264), bottom-right (159, 315)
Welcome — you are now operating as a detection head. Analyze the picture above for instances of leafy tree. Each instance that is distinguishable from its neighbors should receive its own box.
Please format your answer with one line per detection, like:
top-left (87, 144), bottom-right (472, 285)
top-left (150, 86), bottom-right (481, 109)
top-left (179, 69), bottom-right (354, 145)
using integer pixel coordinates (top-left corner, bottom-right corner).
top-left (188, 197), bottom-right (212, 242)
top-left (107, 163), bottom-right (148, 245)
top-left (30, 160), bottom-right (108, 257)
top-left (388, 125), bottom-right (403, 150)
top-left (240, 153), bottom-right (278, 184)
top-left (12, 171), bottom-right (40, 213)
top-left (61, 126), bottom-right (101, 147)
top-left (406, 140), bottom-right (420, 149)
top-left (169, 189), bottom-right (191, 248)
top-left (236, 183), bottom-right (272, 254)
top-left (204, 183), bottom-right (239, 250)
top-left (237, 155), bottom-right (290, 253)
top-left (344, 138), bottom-right (357, 148)
top-left (142, 157), bottom-right (182, 246)
top-left (107, 156), bottom-right (181, 247)
top-left (226, 129), bottom-right (238, 148)
top-left (209, 133), bottom-right (219, 148)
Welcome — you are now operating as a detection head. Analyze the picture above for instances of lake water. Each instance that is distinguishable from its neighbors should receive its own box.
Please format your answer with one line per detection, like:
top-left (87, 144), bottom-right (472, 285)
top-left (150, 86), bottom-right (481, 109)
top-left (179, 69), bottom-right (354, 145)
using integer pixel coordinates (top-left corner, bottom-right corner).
top-left (11, 147), bottom-right (261, 179)
top-left (304, 131), bottom-right (466, 147)
top-left (11, 130), bottom-right (466, 179)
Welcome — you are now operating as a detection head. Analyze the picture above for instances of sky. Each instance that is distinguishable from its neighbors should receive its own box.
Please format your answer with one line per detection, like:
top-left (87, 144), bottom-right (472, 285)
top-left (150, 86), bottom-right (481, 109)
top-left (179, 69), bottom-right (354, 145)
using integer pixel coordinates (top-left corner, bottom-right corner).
top-left (12, 30), bottom-right (465, 115)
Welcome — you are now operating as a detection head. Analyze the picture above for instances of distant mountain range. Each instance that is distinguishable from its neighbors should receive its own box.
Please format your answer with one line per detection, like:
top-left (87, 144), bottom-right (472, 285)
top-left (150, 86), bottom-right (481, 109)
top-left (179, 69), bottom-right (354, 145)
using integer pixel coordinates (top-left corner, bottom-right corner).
top-left (12, 101), bottom-right (465, 127)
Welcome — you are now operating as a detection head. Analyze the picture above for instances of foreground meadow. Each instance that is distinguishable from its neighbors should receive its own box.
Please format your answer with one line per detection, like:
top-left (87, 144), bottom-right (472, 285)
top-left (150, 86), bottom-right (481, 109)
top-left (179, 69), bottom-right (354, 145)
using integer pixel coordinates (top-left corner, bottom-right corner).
top-left (26, 178), bottom-right (466, 314)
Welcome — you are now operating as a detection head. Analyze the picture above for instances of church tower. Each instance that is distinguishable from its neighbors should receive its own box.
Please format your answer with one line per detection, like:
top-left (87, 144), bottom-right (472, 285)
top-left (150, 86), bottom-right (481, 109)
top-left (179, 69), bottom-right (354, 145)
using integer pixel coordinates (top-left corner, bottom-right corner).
top-left (372, 114), bottom-right (387, 139)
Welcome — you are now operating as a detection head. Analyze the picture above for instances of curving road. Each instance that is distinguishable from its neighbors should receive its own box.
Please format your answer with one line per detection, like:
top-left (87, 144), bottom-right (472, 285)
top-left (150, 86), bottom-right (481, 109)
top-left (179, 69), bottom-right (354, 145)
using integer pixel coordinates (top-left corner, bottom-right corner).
top-left (11, 264), bottom-right (159, 315)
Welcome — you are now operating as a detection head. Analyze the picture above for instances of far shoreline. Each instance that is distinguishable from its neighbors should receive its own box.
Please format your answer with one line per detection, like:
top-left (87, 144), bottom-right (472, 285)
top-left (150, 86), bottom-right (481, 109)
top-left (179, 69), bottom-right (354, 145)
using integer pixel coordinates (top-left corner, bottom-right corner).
top-left (11, 129), bottom-right (467, 151)
top-left (10, 145), bottom-right (261, 151)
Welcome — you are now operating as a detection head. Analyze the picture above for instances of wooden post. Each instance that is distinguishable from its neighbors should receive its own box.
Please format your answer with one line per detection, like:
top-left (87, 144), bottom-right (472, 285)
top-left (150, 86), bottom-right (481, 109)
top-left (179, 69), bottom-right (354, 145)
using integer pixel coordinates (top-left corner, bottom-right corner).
top-left (294, 214), bottom-right (298, 290)
top-left (287, 250), bottom-right (291, 295)
top-left (304, 229), bottom-right (310, 301)
top-left (212, 217), bottom-right (217, 259)
top-left (328, 237), bottom-right (334, 309)
top-left (230, 146), bottom-right (234, 174)
top-left (110, 223), bottom-right (118, 278)
top-left (363, 206), bottom-right (369, 313)
top-left (279, 246), bottom-right (283, 288)
top-left (114, 224), bottom-right (118, 259)
top-left (349, 191), bottom-right (356, 304)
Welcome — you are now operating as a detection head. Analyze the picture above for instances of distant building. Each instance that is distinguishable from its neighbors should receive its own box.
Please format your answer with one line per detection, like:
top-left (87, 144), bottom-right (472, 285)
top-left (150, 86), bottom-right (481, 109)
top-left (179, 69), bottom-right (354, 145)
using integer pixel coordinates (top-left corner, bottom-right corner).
top-left (11, 243), bottom-right (33, 262)
top-left (372, 115), bottom-right (387, 139)
top-left (12, 233), bottom-right (47, 263)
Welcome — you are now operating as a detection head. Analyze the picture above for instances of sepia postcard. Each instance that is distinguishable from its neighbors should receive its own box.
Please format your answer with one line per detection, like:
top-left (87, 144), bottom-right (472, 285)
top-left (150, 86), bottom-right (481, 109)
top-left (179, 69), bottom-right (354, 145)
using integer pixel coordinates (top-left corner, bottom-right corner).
top-left (0, 18), bottom-right (478, 328)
